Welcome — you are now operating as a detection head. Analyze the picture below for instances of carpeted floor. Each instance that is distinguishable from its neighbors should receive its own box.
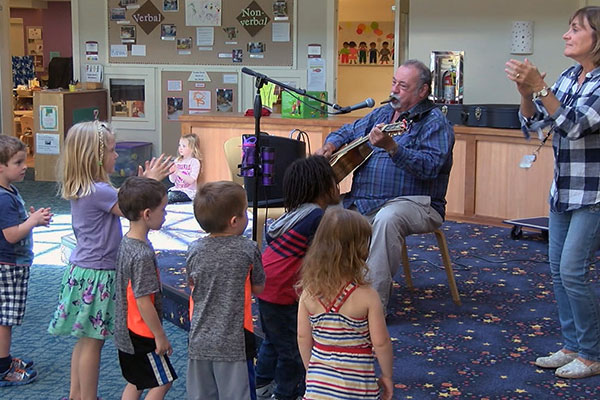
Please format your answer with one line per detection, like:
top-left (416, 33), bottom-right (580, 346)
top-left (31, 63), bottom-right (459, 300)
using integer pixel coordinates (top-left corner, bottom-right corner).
top-left (385, 223), bottom-right (600, 399)
top-left (9, 171), bottom-right (600, 399)
top-left (4, 265), bottom-right (189, 400)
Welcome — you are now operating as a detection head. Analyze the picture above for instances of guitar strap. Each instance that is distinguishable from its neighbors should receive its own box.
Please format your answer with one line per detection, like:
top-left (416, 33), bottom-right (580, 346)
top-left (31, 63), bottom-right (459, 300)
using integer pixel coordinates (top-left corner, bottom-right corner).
top-left (395, 99), bottom-right (437, 123)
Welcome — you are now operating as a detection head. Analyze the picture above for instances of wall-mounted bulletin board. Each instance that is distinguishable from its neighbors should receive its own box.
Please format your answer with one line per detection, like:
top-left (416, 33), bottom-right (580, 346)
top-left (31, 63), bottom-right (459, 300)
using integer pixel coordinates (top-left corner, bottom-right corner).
top-left (160, 69), bottom-right (239, 155)
top-left (108, 0), bottom-right (294, 66)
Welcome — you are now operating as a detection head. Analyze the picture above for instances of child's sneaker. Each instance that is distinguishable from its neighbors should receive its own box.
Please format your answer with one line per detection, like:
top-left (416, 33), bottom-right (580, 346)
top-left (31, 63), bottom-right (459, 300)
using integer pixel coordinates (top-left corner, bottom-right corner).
top-left (256, 381), bottom-right (276, 400)
top-left (11, 357), bottom-right (34, 370)
top-left (0, 365), bottom-right (37, 386)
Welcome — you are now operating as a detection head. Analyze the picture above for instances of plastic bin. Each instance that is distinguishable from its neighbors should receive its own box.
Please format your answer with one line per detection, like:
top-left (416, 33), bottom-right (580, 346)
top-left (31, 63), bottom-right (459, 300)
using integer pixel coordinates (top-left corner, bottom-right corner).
top-left (112, 141), bottom-right (152, 178)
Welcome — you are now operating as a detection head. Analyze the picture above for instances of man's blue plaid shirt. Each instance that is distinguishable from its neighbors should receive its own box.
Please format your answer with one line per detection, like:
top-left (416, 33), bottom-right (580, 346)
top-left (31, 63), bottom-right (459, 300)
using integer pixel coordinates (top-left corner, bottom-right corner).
top-left (325, 102), bottom-right (454, 218)
top-left (523, 64), bottom-right (600, 212)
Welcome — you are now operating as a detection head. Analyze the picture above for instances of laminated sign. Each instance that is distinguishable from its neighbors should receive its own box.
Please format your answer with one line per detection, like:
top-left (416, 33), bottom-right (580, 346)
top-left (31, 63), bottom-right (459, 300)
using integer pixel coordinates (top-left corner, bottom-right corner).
top-left (237, 1), bottom-right (270, 37)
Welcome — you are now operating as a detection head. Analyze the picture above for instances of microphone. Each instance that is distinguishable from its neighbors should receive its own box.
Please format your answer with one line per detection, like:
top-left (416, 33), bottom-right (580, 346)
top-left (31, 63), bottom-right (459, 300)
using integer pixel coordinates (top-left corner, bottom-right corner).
top-left (334, 98), bottom-right (375, 114)
top-left (241, 67), bottom-right (267, 80)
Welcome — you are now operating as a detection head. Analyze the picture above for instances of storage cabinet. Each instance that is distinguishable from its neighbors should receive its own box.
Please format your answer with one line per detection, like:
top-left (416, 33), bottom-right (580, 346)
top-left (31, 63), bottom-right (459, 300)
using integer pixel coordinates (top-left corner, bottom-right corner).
top-left (33, 89), bottom-right (109, 181)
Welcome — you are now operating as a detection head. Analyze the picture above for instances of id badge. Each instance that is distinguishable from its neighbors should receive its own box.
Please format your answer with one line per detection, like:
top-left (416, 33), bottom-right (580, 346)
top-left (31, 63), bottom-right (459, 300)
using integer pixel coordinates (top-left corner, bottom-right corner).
top-left (519, 154), bottom-right (536, 169)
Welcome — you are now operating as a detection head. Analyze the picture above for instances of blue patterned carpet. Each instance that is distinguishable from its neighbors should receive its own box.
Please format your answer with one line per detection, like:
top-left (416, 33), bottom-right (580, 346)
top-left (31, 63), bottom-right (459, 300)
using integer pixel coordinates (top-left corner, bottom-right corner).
top-left (384, 222), bottom-right (600, 399)
top-left (151, 221), bottom-right (600, 399)
top-left (5, 211), bottom-right (600, 399)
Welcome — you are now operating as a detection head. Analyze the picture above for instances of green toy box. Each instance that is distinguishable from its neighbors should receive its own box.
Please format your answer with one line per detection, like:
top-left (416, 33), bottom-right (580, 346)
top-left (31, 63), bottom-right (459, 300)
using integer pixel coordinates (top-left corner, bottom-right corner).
top-left (281, 91), bottom-right (328, 119)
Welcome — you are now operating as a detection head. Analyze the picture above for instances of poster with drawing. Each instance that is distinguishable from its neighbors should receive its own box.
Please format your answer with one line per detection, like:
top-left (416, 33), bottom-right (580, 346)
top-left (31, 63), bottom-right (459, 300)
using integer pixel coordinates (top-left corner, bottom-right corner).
top-left (185, 0), bottom-right (222, 26)
top-left (189, 90), bottom-right (211, 113)
top-left (337, 21), bottom-right (395, 65)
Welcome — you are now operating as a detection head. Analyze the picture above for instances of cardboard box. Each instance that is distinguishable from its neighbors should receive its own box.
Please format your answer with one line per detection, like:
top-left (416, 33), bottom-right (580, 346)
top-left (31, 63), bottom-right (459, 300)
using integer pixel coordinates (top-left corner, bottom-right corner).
top-left (84, 82), bottom-right (104, 90)
top-left (281, 91), bottom-right (328, 119)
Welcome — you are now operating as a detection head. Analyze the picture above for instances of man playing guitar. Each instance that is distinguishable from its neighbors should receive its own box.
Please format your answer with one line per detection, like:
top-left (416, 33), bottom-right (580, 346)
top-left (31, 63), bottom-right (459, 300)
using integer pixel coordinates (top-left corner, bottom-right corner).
top-left (316, 59), bottom-right (455, 314)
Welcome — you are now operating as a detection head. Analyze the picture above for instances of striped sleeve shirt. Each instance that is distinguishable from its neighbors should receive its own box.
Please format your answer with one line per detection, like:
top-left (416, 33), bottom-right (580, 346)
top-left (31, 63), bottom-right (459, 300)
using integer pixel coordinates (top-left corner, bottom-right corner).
top-left (522, 64), bottom-right (600, 212)
top-left (325, 102), bottom-right (454, 218)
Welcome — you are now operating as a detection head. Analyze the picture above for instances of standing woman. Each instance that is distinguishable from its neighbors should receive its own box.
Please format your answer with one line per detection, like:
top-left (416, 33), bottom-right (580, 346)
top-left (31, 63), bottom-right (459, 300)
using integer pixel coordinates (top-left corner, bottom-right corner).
top-left (505, 6), bottom-right (600, 379)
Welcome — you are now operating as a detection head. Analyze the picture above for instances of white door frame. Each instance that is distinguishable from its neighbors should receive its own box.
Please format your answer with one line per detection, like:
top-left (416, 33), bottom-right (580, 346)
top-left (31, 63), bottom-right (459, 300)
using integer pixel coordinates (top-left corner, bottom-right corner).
top-left (0, 0), bottom-right (13, 135)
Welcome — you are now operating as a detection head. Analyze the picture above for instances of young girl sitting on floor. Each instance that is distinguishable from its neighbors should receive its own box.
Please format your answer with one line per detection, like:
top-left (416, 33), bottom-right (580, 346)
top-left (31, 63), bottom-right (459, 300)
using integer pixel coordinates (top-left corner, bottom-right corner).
top-left (297, 207), bottom-right (394, 400)
top-left (168, 133), bottom-right (202, 204)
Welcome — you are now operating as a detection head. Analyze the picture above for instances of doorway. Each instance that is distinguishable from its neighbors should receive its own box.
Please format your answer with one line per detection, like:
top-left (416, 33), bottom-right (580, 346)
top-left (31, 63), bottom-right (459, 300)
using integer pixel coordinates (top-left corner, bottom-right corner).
top-left (7, 1), bottom-right (72, 162)
top-left (335, 0), bottom-right (406, 116)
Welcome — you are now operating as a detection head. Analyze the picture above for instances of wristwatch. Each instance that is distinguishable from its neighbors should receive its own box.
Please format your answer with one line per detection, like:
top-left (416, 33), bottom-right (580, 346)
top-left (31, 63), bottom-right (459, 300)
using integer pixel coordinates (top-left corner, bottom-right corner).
top-left (532, 86), bottom-right (549, 101)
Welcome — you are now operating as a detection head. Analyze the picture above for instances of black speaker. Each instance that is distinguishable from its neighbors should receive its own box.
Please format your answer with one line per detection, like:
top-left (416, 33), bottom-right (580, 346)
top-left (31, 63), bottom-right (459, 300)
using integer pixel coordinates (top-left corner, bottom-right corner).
top-left (243, 133), bottom-right (306, 207)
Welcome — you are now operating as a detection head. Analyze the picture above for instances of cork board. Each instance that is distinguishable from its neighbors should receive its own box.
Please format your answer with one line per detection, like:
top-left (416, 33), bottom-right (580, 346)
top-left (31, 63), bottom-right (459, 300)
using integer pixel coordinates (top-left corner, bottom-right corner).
top-left (160, 69), bottom-right (239, 155)
top-left (108, 0), bottom-right (294, 66)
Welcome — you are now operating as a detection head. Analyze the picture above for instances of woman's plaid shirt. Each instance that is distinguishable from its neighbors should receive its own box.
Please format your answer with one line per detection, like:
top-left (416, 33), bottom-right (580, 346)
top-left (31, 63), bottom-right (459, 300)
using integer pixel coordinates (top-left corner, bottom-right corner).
top-left (523, 64), bottom-right (600, 212)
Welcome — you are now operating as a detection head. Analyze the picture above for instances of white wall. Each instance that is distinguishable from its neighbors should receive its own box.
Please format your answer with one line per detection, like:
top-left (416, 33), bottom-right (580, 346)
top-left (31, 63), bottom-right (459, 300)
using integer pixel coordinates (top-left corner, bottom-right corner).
top-left (0, 0), bottom-right (13, 134)
top-left (408, 0), bottom-right (579, 104)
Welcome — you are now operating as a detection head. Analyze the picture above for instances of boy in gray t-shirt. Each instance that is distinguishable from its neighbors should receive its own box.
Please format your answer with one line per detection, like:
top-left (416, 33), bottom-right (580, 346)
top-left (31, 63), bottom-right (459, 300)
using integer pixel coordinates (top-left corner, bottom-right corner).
top-left (187, 181), bottom-right (265, 400)
top-left (114, 177), bottom-right (177, 400)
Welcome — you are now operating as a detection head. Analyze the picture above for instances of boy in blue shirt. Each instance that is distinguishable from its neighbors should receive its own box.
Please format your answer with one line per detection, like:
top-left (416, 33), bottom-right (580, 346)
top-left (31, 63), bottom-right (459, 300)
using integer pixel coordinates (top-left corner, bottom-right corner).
top-left (0, 134), bottom-right (52, 386)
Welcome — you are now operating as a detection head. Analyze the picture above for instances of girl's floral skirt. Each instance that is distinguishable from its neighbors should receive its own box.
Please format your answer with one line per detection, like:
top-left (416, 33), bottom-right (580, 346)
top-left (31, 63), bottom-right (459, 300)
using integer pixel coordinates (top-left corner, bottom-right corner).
top-left (48, 263), bottom-right (116, 340)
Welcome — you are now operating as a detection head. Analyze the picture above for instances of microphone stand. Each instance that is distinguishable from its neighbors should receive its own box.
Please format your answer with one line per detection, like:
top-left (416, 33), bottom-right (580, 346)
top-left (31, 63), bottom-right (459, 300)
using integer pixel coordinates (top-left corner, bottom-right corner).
top-left (241, 67), bottom-right (351, 243)
top-left (249, 76), bottom-right (265, 243)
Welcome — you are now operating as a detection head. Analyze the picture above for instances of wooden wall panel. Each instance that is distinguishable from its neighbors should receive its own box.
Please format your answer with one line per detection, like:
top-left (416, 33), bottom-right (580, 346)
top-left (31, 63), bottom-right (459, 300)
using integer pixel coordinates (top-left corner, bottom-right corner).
top-left (475, 141), bottom-right (552, 219)
top-left (446, 138), bottom-right (465, 215)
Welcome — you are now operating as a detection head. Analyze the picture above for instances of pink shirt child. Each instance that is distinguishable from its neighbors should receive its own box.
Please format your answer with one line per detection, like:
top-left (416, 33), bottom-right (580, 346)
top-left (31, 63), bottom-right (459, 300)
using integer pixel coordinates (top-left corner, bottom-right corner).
top-left (168, 157), bottom-right (201, 199)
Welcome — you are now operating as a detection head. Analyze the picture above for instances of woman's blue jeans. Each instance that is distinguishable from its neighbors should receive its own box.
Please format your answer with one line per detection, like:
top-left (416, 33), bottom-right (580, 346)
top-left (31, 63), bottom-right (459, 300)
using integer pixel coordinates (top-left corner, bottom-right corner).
top-left (549, 205), bottom-right (600, 361)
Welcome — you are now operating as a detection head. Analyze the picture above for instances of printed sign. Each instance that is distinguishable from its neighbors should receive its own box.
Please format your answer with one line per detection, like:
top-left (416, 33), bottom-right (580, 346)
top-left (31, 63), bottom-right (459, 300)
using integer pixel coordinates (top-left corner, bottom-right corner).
top-left (36, 133), bottom-right (60, 155)
top-left (40, 106), bottom-right (58, 131)
top-left (132, 0), bottom-right (164, 35)
top-left (237, 1), bottom-right (270, 37)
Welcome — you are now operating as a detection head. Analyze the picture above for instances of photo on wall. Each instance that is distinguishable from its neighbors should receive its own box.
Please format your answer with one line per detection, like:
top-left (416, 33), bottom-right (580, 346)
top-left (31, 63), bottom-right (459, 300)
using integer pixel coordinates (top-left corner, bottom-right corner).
top-left (167, 97), bottom-right (184, 120)
top-left (163, 0), bottom-right (178, 11)
top-left (161, 24), bottom-right (177, 40)
top-left (110, 7), bottom-right (126, 21)
top-left (177, 37), bottom-right (193, 54)
top-left (247, 42), bottom-right (265, 54)
top-left (120, 26), bottom-right (136, 43)
top-left (216, 88), bottom-right (233, 112)
top-left (273, 0), bottom-right (288, 20)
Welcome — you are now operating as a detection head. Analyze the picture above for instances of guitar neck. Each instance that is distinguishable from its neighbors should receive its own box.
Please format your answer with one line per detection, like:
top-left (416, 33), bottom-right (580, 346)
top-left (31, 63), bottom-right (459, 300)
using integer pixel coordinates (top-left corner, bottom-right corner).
top-left (382, 120), bottom-right (409, 134)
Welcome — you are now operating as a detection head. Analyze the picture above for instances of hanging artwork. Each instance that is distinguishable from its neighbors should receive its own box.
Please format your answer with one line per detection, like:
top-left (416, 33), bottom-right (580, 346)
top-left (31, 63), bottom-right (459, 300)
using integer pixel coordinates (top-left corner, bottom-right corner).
top-left (337, 21), bottom-right (395, 66)
top-left (189, 89), bottom-right (211, 111)
top-left (186, 0), bottom-right (222, 26)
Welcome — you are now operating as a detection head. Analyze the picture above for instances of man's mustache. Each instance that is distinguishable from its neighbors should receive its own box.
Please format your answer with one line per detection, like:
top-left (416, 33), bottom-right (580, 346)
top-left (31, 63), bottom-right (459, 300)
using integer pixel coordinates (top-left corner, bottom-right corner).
top-left (380, 95), bottom-right (400, 104)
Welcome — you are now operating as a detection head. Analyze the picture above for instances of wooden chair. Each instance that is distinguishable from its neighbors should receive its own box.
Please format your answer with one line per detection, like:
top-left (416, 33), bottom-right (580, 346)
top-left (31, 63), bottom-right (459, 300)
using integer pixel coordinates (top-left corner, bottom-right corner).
top-left (18, 114), bottom-right (34, 155)
top-left (401, 228), bottom-right (461, 306)
top-left (223, 136), bottom-right (285, 250)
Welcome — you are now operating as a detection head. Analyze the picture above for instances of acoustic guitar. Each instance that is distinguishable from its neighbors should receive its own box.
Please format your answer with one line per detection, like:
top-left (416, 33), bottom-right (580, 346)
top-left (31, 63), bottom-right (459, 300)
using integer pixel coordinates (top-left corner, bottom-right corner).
top-left (329, 120), bottom-right (410, 183)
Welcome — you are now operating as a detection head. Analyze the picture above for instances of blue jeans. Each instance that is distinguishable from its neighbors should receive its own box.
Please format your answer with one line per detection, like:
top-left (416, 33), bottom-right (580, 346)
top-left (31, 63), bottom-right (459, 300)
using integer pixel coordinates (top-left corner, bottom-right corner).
top-left (255, 299), bottom-right (305, 400)
top-left (549, 206), bottom-right (600, 361)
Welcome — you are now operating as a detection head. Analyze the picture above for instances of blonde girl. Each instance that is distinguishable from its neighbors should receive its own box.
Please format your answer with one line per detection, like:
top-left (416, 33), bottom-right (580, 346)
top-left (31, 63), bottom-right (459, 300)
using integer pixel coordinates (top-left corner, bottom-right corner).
top-left (297, 208), bottom-right (394, 400)
top-left (48, 121), bottom-right (171, 400)
top-left (168, 133), bottom-right (203, 203)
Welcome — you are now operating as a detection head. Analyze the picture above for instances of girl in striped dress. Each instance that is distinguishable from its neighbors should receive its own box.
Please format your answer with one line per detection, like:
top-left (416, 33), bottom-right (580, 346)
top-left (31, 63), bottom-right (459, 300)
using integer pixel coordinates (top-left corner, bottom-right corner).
top-left (297, 208), bottom-right (393, 400)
